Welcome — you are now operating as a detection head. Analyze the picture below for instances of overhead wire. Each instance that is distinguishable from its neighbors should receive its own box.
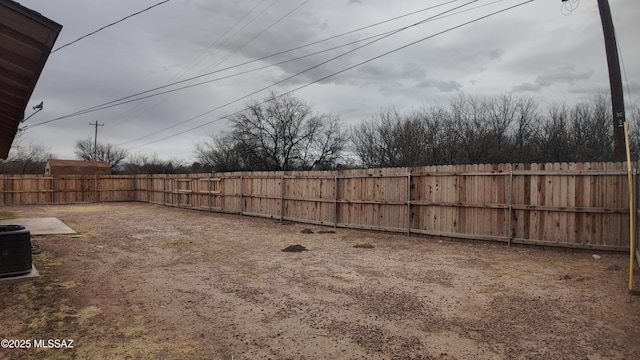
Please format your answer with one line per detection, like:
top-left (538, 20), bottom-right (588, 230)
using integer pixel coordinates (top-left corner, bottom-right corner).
top-left (198, 0), bottom-right (309, 73)
top-left (25, 0), bottom-right (464, 129)
top-left (120, 0), bottom-right (307, 122)
top-left (51, 0), bottom-right (172, 53)
top-left (114, 0), bottom-right (272, 120)
top-left (172, 0), bottom-right (272, 82)
top-left (126, 0), bottom-right (534, 150)
top-left (59, 31), bottom-right (391, 126)
top-left (615, 30), bottom-right (635, 122)
top-left (118, 0), bottom-right (478, 146)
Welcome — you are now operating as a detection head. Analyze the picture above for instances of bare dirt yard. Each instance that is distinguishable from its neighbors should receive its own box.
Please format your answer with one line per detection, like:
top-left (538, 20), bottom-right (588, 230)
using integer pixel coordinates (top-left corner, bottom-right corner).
top-left (1, 202), bottom-right (639, 359)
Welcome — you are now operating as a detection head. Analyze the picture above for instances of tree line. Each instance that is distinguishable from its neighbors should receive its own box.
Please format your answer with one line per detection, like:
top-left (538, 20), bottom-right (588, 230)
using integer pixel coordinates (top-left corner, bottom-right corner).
top-left (0, 137), bottom-right (201, 175)
top-left (2, 92), bottom-right (639, 174)
top-left (351, 93), bottom-right (640, 168)
top-left (196, 92), bottom-right (640, 171)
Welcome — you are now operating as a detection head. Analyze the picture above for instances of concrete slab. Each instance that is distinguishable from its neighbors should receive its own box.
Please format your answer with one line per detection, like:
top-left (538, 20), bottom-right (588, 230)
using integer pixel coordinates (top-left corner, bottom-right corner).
top-left (0, 217), bottom-right (76, 235)
top-left (0, 265), bottom-right (39, 284)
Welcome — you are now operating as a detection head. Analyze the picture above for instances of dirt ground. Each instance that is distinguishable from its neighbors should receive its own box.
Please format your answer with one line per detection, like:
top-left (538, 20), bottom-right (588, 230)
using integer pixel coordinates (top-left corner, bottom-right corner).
top-left (1, 202), bottom-right (639, 360)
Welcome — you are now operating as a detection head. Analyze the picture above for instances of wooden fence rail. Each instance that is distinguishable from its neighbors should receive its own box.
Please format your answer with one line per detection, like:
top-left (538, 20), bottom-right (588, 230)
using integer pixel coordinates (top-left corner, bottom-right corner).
top-left (1, 162), bottom-right (638, 251)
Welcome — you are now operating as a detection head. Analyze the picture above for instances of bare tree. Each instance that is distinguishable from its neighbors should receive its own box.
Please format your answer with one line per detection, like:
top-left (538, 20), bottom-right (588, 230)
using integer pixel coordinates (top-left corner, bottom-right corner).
top-left (532, 104), bottom-right (573, 163)
top-left (508, 96), bottom-right (540, 163)
top-left (351, 107), bottom-right (431, 168)
top-left (351, 94), bottom-right (621, 167)
top-left (450, 94), bottom-right (494, 164)
top-left (195, 132), bottom-right (246, 172)
top-left (196, 92), bottom-right (346, 171)
top-left (350, 117), bottom-right (381, 168)
top-left (74, 137), bottom-right (128, 169)
top-left (0, 140), bottom-right (50, 174)
top-left (628, 103), bottom-right (640, 161)
top-left (123, 153), bottom-right (190, 174)
top-left (569, 95), bottom-right (612, 162)
top-left (452, 93), bottom-right (533, 164)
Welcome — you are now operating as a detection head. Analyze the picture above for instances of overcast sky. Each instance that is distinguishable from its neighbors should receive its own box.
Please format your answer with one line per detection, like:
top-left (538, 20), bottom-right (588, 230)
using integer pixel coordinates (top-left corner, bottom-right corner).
top-left (15, 0), bottom-right (640, 163)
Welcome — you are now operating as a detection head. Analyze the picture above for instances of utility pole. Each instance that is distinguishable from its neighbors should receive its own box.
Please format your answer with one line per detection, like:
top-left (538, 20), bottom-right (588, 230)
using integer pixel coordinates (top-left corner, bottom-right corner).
top-left (596, 0), bottom-right (626, 161)
top-left (89, 121), bottom-right (104, 161)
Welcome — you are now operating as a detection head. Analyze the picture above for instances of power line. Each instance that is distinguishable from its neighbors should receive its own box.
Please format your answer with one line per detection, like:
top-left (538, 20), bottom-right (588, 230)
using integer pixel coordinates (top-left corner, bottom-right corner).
top-left (118, 0), bottom-right (307, 124)
top-left (614, 27), bottom-right (635, 121)
top-left (118, 0), bottom-right (478, 146)
top-left (171, 0), bottom-right (271, 83)
top-left (51, 0), bottom-right (172, 54)
top-left (112, 0), bottom-right (274, 121)
top-left (200, 0), bottom-right (309, 74)
top-left (25, 0), bottom-right (462, 129)
top-left (69, 31), bottom-right (393, 129)
top-left (126, 0), bottom-right (534, 151)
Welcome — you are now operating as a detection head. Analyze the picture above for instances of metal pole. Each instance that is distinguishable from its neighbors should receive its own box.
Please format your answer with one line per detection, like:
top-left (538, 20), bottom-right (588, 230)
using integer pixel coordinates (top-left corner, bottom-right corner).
top-left (625, 122), bottom-right (635, 291)
top-left (334, 175), bottom-right (338, 228)
top-left (508, 168), bottom-right (514, 246)
top-left (280, 174), bottom-right (284, 222)
top-left (239, 175), bottom-right (243, 215)
top-left (407, 172), bottom-right (412, 236)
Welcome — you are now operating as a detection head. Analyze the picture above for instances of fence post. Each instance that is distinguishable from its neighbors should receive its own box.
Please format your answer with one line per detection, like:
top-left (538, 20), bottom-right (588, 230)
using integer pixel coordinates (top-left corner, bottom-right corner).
top-left (221, 174), bottom-right (225, 213)
top-left (175, 177), bottom-right (179, 208)
top-left (333, 175), bottom-right (338, 228)
top-left (407, 172), bottom-right (412, 236)
top-left (280, 174), bottom-right (284, 222)
top-left (208, 174), bottom-right (212, 212)
top-left (94, 175), bottom-right (98, 203)
top-left (239, 175), bottom-right (243, 215)
top-left (3, 175), bottom-right (7, 205)
top-left (507, 168), bottom-right (514, 246)
top-left (50, 175), bottom-right (54, 204)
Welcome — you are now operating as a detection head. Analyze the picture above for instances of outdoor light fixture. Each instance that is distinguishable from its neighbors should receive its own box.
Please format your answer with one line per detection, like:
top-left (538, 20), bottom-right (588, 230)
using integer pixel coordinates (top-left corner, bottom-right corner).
top-left (21, 101), bottom-right (44, 123)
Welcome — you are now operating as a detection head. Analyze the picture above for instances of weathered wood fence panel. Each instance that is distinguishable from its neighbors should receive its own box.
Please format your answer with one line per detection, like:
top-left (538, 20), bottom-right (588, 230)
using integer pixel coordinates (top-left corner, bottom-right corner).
top-left (97, 176), bottom-right (134, 202)
top-left (2, 162), bottom-right (638, 251)
top-left (1, 176), bottom-right (53, 205)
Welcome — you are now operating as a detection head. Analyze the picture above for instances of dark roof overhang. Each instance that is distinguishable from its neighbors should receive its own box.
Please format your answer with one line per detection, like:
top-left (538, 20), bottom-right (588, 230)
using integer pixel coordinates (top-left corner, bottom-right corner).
top-left (0, 0), bottom-right (62, 159)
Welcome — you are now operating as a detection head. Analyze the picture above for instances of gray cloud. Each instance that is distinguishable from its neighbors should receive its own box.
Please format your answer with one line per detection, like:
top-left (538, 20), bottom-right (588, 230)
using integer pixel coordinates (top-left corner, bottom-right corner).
top-left (12, 0), bottom-right (640, 162)
top-left (418, 79), bottom-right (462, 92)
top-left (513, 68), bottom-right (594, 92)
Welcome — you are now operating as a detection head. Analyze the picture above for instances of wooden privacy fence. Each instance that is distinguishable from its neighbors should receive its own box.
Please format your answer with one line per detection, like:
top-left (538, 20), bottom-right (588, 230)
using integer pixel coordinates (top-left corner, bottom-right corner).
top-left (0, 175), bottom-right (133, 204)
top-left (1, 162), bottom-right (639, 252)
